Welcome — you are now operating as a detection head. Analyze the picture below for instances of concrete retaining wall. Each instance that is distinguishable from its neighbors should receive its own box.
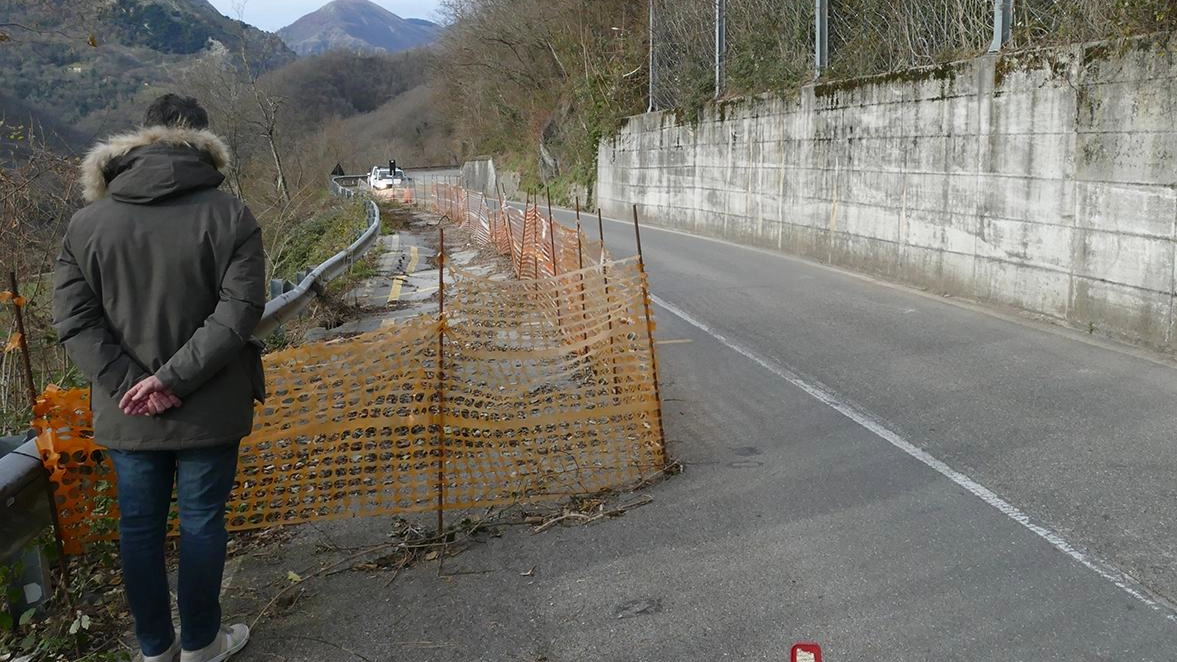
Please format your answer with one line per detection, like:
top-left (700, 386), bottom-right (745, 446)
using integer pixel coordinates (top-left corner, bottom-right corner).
top-left (461, 157), bottom-right (521, 201)
top-left (597, 36), bottom-right (1177, 349)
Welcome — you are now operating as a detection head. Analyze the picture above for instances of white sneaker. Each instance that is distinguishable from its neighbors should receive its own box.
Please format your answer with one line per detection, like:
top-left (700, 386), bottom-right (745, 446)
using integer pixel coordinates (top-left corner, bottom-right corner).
top-left (179, 624), bottom-right (250, 662)
top-left (141, 638), bottom-right (180, 662)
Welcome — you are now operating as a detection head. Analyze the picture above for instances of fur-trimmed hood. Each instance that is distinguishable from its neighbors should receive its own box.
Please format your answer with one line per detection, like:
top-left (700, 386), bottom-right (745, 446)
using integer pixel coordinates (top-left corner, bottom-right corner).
top-left (81, 126), bottom-right (232, 203)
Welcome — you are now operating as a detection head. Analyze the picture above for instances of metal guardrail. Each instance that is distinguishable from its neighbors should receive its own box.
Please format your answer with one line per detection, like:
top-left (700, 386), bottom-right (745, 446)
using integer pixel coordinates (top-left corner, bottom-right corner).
top-left (0, 175), bottom-right (377, 573)
top-left (254, 175), bottom-right (380, 337)
top-left (0, 432), bottom-right (49, 562)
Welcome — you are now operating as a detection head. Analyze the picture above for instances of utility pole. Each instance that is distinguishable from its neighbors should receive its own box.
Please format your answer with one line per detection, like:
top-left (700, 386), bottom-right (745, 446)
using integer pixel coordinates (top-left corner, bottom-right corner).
top-left (715, 0), bottom-right (726, 99)
top-left (814, 0), bottom-right (829, 76)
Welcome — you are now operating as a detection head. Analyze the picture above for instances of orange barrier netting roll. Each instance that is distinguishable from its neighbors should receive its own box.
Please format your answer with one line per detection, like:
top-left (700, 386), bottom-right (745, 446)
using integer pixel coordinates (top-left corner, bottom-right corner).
top-left (36, 187), bottom-right (666, 554)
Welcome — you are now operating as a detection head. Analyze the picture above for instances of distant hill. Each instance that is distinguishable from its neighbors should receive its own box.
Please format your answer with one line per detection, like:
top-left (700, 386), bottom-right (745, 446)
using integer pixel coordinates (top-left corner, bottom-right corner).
top-left (0, 0), bottom-right (295, 142)
top-left (277, 0), bottom-right (441, 56)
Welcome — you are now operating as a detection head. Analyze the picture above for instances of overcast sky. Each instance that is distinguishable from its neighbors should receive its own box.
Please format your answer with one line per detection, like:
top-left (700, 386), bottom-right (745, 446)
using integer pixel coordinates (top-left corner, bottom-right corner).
top-left (206, 0), bottom-right (447, 32)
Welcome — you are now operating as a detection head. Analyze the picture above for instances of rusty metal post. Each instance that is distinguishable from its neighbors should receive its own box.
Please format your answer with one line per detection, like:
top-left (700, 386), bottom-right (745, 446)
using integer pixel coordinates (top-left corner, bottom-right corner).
top-left (504, 200), bottom-right (519, 276)
top-left (631, 205), bottom-right (668, 458)
top-left (574, 198), bottom-right (588, 340)
top-left (577, 222), bottom-right (588, 347)
top-left (7, 273), bottom-right (37, 410)
top-left (545, 188), bottom-right (564, 337)
top-left (597, 210), bottom-right (620, 393)
top-left (530, 194), bottom-right (539, 280)
top-left (436, 229), bottom-right (446, 535)
top-left (522, 192), bottom-right (531, 278)
top-left (8, 273), bottom-right (72, 590)
top-left (597, 208), bottom-right (607, 265)
top-left (546, 187), bottom-right (558, 278)
top-left (576, 223), bottom-right (585, 271)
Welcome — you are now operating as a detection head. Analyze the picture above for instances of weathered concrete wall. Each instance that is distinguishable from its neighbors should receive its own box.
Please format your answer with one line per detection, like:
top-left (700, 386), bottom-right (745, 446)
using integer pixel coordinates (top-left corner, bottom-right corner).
top-left (461, 157), bottom-right (496, 197)
top-left (597, 36), bottom-right (1177, 349)
top-left (461, 157), bottom-right (522, 201)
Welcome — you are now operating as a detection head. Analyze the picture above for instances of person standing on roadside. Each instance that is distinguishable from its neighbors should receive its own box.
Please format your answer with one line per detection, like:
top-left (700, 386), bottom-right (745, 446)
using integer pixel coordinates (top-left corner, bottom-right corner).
top-left (53, 94), bottom-right (265, 662)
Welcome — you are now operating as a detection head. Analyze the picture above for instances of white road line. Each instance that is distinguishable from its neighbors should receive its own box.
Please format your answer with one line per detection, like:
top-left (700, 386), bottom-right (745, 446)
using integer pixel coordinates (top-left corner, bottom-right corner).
top-left (589, 210), bottom-right (1177, 371)
top-left (651, 292), bottom-right (1177, 623)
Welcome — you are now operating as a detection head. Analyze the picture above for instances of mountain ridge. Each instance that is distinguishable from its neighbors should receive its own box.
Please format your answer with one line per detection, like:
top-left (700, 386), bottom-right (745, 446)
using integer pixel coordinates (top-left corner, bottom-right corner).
top-left (277, 0), bottom-right (441, 56)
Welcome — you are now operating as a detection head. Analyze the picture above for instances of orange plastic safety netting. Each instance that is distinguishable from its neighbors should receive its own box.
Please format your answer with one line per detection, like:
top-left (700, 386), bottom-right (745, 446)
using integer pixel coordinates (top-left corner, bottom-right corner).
top-left (35, 190), bottom-right (666, 554)
top-left (433, 185), bottom-right (609, 279)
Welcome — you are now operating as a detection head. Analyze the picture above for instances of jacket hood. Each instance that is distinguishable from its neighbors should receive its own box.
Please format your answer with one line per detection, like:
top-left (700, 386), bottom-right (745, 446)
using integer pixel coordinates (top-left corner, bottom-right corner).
top-left (81, 126), bottom-right (232, 204)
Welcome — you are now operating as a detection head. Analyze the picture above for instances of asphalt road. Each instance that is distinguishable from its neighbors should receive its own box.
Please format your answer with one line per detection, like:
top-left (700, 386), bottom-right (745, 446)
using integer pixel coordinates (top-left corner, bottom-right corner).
top-left (540, 204), bottom-right (1177, 658)
top-left (235, 200), bottom-right (1177, 661)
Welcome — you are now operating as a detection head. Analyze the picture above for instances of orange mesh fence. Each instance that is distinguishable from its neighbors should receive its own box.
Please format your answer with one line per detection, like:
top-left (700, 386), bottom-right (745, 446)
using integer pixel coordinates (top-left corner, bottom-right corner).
top-left (35, 188), bottom-right (666, 554)
top-left (371, 186), bottom-right (414, 204)
top-left (432, 185), bottom-right (608, 279)
top-left (431, 185), bottom-right (622, 365)
top-left (442, 257), bottom-right (663, 506)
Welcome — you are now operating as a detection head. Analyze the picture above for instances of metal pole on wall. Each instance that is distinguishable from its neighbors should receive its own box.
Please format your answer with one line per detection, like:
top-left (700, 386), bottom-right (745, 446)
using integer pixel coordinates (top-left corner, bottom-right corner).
top-left (815, 0), bottom-right (829, 77)
top-left (988, 0), bottom-right (1013, 52)
top-left (714, 0), bottom-right (726, 99)
top-left (647, 0), bottom-right (656, 112)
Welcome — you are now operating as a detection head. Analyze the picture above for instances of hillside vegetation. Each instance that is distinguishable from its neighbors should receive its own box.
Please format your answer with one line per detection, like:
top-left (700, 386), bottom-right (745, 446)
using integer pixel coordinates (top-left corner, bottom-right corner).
top-left (0, 0), bottom-right (294, 140)
top-left (435, 0), bottom-right (1176, 200)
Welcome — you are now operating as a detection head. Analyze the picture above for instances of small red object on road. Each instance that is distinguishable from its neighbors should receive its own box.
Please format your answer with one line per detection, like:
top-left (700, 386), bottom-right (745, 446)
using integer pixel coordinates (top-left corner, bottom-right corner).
top-left (791, 642), bottom-right (822, 662)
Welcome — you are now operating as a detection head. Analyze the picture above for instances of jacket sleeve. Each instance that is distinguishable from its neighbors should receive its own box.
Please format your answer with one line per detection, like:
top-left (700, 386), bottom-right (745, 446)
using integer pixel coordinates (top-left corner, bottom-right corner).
top-left (155, 206), bottom-right (266, 398)
top-left (53, 233), bottom-right (150, 400)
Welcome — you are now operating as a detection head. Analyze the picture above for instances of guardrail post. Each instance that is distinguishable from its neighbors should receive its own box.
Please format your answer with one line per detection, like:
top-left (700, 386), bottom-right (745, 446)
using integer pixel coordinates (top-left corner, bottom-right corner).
top-left (255, 177), bottom-right (382, 337)
top-left (1, 433), bottom-right (54, 620)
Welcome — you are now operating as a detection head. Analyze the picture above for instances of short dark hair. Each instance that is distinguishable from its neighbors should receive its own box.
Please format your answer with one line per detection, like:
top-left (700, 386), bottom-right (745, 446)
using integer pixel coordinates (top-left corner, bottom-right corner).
top-left (143, 94), bottom-right (209, 130)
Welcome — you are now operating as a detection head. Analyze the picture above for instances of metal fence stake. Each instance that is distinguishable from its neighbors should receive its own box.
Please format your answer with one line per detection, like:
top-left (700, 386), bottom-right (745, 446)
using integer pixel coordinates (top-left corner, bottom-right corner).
top-left (599, 209), bottom-right (620, 394)
top-left (436, 228), bottom-right (446, 537)
top-left (715, 0), bottom-right (726, 99)
top-left (7, 273), bottom-right (37, 411)
top-left (989, 0), bottom-right (1013, 52)
top-left (815, 0), bottom-right (829, 76)
top-left (631, 205), bottom-right (668, 459)
top-left (648, 0), bottom-right (656, 112)
top-left (546, 187), bottom-right (558, 278)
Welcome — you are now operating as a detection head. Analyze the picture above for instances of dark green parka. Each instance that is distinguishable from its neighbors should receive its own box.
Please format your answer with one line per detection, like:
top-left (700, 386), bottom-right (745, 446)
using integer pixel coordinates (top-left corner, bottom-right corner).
top-left (53, 126), bottom-right (266, 450)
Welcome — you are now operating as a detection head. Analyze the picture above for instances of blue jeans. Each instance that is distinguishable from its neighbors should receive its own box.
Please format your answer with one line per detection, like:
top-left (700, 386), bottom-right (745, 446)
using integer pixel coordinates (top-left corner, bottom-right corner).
top-left (107, 442), bottom-right (240, 656)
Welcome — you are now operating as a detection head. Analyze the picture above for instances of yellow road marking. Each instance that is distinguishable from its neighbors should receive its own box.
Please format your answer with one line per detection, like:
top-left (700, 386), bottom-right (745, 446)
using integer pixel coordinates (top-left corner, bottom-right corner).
top-left (655, 339), bottom-right (693, 345)
top-left (387, 246), bottom-right (421, 304)
top-left (388, 277), bottom-right (404, 303)
top-left (407, 245), bottom-right (420, 273)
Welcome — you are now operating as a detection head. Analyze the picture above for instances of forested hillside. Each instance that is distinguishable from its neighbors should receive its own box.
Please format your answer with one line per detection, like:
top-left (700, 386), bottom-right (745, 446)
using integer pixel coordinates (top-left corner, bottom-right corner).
top-left (0, 0), bottom-right (294, 140)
